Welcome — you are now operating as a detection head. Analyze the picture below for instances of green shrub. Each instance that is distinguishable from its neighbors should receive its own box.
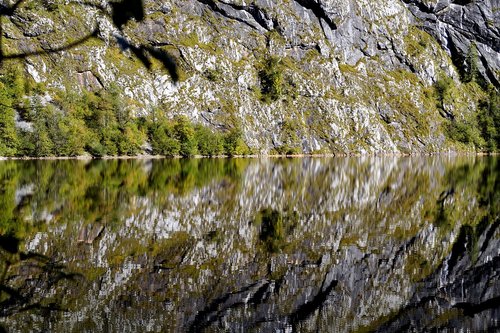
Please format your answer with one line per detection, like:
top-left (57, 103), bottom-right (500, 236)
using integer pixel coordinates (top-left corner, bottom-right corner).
top-left (16, 130), bottom-right (34, 156)
top-left (463, 42), bottom-right (481, 84)
top-left (477, 88), bottom-right (500, 152)
top-left (150, 121), bottom-right (180, 156)
top-left (195, 125), bottom-right (224, 156)
top-left (0, 83), bottom-right (19, 156)
top-left (223, 127), bottom-right (249, 156)
top-left (276, 120), bottom-right (302, 155)
top-left (32, 125), bottom-right (54, 157)
top-left (203, 68), bottom-right (222, 82)
top-left (0, 65), bottom-right (253, 158)
top-left (173, 116), bottom-right (197, 157)
top-left (55, 114), bottom-right (89, 156)
top-left (87, 141), bottom-right (107, 157)
top-left (434, 76), bottom-right (453, 109)
top-left (444, 120), bottom-right (474, 144)
top-left (274, 145), bottom-right (301, 155)
top-left (259, 56), bottom-right (284, 103)
top-left (118, 123), bottom-right (146, 155)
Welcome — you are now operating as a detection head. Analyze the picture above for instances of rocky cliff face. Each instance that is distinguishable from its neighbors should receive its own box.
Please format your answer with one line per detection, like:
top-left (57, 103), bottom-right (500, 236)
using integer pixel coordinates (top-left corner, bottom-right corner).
top-left (404, 0), bottom-right (500, 86)
top-left (1, 0), bottom-right (499, 153)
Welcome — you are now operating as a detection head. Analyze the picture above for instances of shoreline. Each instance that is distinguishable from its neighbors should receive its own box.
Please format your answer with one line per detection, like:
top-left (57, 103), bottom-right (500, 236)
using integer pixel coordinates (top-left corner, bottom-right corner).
top-left (0, 151), bottom-right (497, 161)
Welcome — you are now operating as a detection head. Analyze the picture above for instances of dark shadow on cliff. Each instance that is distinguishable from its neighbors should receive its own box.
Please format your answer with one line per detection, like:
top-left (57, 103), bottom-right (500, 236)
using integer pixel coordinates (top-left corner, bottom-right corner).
top-left (187, 279), bottom-right (276, 333)
top-left (289, 275), bottom-right (338, 332)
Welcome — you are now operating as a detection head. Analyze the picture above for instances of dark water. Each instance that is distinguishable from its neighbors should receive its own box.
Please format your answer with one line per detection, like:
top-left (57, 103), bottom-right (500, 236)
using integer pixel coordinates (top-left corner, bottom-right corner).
top-left (0, 156), bottom-right (498, 332)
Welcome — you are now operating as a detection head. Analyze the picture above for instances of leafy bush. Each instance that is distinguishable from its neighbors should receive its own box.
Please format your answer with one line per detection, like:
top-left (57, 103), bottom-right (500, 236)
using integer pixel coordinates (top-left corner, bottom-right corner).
top-left (223, 127), bottom-right (250, 156)
top-left (0, 62), bottom-right (251, 157)
top-left (434, 76), bottom-right (453, 110)
top-left (173, 116), bottom-right (197, 157)
top-left (87, 141), bottom-right (107, 157)
top-left (118, 123), bottom-right (145, 155)
top-left (195, 125), bottom-right (224, 156)
top-left (443, 84), bottom-right (499, 153)
top-left (203, 68), bottom-right (222, 82)
top-left (444, 120), bottom-right (473, 144)
top-left (0, 83), bottom-right (19, 156)
top-left (259, 57), bottom-right (284, 103)
top-left (477, 88), bottom-right (500, 152)
top-left (54, 113), bottom-right (89, 156)
top-left (274, 145), bottom-right (301, 155)
top-left (150, 121), bottom-right (180, 156)
top-left (276, 120), bottom-right (302, 155)
top-left (463, 42), bottom-right (484, 85)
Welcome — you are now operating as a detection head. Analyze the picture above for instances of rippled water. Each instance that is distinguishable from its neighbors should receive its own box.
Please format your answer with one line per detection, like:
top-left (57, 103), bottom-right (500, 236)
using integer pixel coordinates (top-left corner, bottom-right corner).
top-left (0, 156), bottom-right (498, 332)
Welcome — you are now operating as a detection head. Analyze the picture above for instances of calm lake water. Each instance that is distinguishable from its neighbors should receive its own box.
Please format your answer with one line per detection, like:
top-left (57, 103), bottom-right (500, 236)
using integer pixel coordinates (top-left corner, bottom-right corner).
top-left (0, 156), bottom-right (499, 332)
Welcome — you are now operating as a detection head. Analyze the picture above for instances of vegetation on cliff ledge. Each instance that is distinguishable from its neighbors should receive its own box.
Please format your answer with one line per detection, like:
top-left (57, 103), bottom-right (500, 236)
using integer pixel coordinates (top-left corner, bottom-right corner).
top-left (0, 62), bottom-right (251, 158)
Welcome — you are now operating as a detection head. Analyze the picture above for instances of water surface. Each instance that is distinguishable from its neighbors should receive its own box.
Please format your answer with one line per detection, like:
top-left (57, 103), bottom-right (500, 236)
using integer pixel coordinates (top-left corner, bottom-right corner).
top-left (0, 156), bottom-right (499, 332)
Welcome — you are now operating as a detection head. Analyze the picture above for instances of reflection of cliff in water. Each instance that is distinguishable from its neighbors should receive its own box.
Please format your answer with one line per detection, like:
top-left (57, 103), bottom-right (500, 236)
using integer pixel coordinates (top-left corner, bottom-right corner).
top-left (0, 156), bottom-right (498, 332)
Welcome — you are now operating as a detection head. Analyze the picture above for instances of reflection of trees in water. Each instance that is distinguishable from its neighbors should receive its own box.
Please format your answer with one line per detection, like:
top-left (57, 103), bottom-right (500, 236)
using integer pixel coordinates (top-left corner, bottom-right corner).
top-left (432, 156), bottom-right (499, 235)
top-left (0, 158), bottom-right (249, 234)
top-left (369, 157), bottom-right (500, 332)
top-left (0, 157), bottom-right (498, 332)
top-left (441, 157), bottom-right (499, 264)
top-left (254, 208), bottom-right (298, 253)
top-left (0, 158), bottom-right (249, 331)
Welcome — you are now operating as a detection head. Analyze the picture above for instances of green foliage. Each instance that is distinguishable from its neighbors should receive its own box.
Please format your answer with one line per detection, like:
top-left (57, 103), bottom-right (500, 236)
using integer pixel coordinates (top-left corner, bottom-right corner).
top-left (118, 122), bottom-right (145, 155)
top-left (29, 99), bottom-right (55, 157)
top-left (255, 208), bottom-right (298, 253)
top-left (435, 69), bottom-right (498, 152)
top-left (223, 126), bottom-right (250, 156)
top-left (434, 76), bottom-right (454, 110)
top-left (55, 115), bottom-right (90, 156)
top-left (0, 62), bottom-right (250, 158)
top-left (477, 88), bottom-right (500, 152)
top-left (203, 68), bottom-right (222, 82)
top-left (0, 63), bottom-right (28, 156)
top-left (109, 83), bottom-right (129, 127)
top-left (173, 116), bottom-right (198, 157)
top-left (274, 145), bottom-right (301, 155)
top-left (463, 42), bottom-right (481, 84)
top-left (275, 120), bottom-right (302, 155)
top-left (441, 79), bottom-right (499, 152)
top-left (195, 125), bottom-right (224, 156)
top-left (1, 64), bottom-right (25, 103)
top-left (0, 83), bottom-right (19, 156)
top-left (149, 120), bottom-right (180, 156)
top-left (444, 120), bottom-right (475, 144)
top-left (147, 118), bottom-right (251, 157)
top-left (258, 56), bottom-right (284, 103)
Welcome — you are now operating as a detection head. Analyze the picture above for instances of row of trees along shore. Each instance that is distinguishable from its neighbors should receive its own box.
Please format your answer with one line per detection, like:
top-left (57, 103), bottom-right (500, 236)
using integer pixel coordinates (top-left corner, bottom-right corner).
top-left (0, 64), bottom-right (250, 157)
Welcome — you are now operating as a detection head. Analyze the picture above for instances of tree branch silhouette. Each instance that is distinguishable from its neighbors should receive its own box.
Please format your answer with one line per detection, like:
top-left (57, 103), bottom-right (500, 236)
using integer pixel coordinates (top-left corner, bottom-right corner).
top-left (0, 0), bottom-right (178, 81)
top-left (1, 233), bottom-right (83, 319)
top-left (1, 28), bottom-right (99, 60)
